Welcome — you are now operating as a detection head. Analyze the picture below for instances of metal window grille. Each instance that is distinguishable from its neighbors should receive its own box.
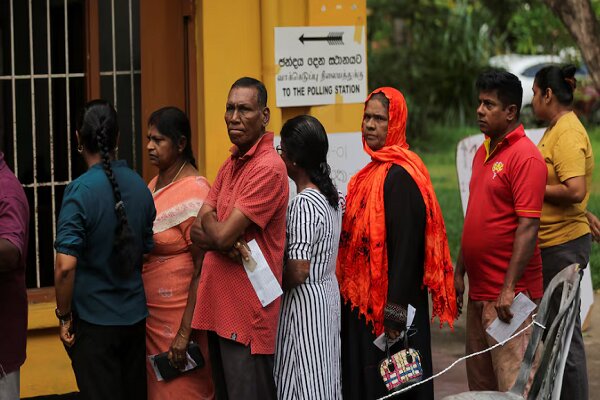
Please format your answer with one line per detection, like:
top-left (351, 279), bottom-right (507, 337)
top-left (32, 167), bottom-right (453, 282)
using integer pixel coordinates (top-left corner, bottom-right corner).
top-left (0, 0), bottom-right (141, 289)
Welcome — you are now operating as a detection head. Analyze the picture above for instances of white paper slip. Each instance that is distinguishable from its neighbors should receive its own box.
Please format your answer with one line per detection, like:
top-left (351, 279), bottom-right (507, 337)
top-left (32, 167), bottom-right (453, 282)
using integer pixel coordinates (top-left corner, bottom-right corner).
top-left (486, 292), bottom-right (537, 344)
top-left (243, 239), bottom-right (283, 307)
top-left (373, 304), bottom-right (416, 351)
top-left (406, 304), bottom-right (416, 328)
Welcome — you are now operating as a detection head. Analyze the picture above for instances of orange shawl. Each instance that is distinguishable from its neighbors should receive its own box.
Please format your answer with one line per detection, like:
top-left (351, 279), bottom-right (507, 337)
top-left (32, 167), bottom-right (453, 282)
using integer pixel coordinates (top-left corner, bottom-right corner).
top-left (336, 87), bottom-right (457, 335)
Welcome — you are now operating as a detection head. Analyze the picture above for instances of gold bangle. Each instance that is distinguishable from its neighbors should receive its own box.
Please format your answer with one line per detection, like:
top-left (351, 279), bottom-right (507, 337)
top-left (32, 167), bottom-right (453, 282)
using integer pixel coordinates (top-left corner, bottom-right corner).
top-left (178, 330), bottom-right (187, 339)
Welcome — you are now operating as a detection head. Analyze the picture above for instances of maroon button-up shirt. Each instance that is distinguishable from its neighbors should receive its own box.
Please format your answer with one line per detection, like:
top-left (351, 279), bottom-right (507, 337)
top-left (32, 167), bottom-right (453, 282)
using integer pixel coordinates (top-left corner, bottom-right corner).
top-left (0, 151), bottom-right (30, 374)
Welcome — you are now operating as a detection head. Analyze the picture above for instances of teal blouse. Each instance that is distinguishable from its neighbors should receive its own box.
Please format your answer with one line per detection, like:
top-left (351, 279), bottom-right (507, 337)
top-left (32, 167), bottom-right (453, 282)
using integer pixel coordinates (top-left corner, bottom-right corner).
top-left (55, 160), bottom-right (156, 326)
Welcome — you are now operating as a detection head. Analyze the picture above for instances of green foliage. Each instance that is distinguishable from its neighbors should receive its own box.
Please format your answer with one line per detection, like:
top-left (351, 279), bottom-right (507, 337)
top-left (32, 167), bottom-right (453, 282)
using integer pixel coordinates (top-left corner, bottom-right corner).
top-left (506, 1), bottom-right (573, 54)
top-left (588, 128), bottom-right (600, 289)
top-left (367, 0), bottom-right (495, 139)
top-left (367, 0), bottom-right (600, 138)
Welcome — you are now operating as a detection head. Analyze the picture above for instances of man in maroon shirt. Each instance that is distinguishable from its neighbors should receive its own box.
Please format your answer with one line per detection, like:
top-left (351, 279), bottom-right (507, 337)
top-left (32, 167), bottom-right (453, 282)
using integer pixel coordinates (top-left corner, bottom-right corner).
top-left (454, 70), bottom-right (546, 393)
top-left (191, 77), bottom-right (288, 399)
top-left (0, 151), bottom-right (30, 400)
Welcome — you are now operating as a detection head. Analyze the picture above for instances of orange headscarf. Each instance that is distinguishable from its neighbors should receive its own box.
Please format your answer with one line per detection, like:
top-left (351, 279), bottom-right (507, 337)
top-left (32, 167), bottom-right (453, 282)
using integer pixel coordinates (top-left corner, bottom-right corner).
top-left (336, 87), bottom-right (457, 335)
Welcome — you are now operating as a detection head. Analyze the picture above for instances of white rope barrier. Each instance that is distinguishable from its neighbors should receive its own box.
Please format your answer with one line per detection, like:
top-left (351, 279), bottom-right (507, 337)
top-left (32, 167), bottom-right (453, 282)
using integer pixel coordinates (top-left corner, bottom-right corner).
top-left (376, 315), bottom-right (542, 400)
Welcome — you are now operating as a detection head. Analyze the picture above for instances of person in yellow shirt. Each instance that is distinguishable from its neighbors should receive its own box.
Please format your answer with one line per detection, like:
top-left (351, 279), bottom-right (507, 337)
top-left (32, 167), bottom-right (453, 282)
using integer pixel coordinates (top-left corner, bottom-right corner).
top-left (532, 64), bottom-right (594, 400)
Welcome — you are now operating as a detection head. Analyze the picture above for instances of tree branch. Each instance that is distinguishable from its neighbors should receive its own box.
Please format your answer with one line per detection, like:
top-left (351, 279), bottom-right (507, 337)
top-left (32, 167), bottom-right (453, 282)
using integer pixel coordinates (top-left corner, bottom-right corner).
top-left (544, 0), bottom-right (600, 88)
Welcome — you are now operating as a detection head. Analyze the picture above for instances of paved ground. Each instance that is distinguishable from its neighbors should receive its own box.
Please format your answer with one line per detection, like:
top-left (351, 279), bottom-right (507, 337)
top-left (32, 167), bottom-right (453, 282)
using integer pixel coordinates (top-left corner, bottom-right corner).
top-left (432, 291), bottom-right (600, 399)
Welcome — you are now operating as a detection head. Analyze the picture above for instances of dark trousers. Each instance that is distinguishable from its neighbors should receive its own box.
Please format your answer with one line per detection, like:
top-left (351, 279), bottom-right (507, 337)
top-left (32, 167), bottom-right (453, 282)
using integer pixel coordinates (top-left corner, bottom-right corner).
top-left (541, 233), bottom-right (591, 400)
top-left (66, 318), bottom-right (147, 400)
top-left (207, 331), bottom-right (276, 400)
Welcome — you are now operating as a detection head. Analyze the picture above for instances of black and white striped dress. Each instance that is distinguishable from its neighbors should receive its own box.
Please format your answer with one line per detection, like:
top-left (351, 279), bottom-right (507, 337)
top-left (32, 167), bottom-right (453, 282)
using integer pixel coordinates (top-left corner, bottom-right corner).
top-left (274, 188), bottom-right (344, 400)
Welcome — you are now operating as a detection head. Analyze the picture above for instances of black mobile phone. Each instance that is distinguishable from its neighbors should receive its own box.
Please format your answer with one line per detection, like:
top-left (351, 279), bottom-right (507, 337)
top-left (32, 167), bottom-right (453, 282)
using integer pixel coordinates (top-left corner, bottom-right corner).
top-left (153, 342), bottom-right (205, 381)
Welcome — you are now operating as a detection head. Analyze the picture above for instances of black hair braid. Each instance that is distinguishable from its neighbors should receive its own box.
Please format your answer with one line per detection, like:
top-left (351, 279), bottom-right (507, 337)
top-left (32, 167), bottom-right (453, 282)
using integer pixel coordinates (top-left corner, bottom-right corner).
top-left (96, 123), bottom-right (139, 276)
top-left (308, 163), bottom-right (339, 210)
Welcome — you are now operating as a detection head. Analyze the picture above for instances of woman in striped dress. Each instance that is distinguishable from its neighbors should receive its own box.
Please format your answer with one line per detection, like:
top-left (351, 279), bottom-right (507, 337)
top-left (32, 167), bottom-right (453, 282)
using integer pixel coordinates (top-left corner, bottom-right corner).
top-left (274, 115), bottom-right (344, 399)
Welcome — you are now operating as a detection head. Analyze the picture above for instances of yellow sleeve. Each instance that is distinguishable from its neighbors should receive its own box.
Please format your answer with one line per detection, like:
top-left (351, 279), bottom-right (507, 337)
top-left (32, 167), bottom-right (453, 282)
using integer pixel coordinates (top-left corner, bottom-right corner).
top-left (552, 129), bottom-right (587, 182)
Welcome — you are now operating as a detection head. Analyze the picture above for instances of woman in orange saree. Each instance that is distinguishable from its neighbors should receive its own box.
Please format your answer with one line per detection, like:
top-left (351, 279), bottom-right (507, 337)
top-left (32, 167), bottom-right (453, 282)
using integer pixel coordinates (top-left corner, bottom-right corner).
top-left (143, 107), bottom-right (214, 399)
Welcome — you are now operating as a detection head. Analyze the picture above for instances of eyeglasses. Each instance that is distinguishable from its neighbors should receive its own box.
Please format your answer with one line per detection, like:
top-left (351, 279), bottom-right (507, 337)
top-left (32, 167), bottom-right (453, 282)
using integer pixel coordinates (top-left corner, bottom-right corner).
top-left (276, 145), bottom-right (283, 156)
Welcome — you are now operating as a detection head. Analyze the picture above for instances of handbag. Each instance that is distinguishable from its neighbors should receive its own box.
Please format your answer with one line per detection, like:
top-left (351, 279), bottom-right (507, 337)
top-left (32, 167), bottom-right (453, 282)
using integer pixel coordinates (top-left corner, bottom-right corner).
top-left (379, 331), bottom-right (424, 392)
top-left (153, 341), bottom-right (205, 381)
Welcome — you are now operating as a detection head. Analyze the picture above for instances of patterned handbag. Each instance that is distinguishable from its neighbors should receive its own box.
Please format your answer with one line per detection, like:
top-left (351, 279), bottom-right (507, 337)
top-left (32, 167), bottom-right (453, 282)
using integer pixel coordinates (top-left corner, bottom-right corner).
top-left (379, 332), bottom-right (424, 392)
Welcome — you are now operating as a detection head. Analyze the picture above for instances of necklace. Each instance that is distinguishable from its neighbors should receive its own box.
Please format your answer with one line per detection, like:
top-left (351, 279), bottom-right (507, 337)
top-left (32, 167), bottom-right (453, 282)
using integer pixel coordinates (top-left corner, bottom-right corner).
top-left (153, 161), bottom-right (187, 194)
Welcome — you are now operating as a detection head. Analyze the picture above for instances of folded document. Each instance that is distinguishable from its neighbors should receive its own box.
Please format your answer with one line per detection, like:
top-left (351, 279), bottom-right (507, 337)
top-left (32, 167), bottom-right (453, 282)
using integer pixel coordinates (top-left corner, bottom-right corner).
top-left (486, 292), bottom-right (536, 343)
top-left (242, 239), bottom-right (283, 307)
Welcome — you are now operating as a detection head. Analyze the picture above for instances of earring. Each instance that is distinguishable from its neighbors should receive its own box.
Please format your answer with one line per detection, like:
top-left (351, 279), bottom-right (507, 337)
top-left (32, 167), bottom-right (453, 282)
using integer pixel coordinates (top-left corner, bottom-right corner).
top-left (77, 145), bottom-right (83, 154)
top-left (293, 162), bottom-right (297, 166)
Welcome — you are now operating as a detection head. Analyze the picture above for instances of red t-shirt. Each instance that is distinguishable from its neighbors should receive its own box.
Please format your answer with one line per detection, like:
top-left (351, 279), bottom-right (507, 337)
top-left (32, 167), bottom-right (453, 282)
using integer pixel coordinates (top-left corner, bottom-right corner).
top-left (192, 132), bottom-right (289, 354)
top-left (462, 125), bottom-right (546, 301)
top-left (0, 152), bottom-right (30, 373)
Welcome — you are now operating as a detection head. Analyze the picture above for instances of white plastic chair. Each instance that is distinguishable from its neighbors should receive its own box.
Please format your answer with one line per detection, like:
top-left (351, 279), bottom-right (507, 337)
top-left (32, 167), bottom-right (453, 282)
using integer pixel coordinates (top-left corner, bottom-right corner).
top-left (443, 264), bottom-right (582, 400)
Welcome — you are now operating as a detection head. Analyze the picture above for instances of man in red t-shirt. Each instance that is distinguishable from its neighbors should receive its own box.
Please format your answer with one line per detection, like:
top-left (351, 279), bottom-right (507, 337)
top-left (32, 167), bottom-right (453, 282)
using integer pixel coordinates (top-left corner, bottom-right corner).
top-left (190, 77), bottom-right (288, 399)
top-left (454, 70), bottom-right (546, 393)
top-left (0, 151), bottom-right (29, 400)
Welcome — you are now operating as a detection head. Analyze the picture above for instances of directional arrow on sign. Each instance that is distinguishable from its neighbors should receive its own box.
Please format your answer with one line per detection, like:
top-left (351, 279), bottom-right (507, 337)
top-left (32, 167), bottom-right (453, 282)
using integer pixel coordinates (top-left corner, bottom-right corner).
top-left (299, 32), bottom-right (344, 45)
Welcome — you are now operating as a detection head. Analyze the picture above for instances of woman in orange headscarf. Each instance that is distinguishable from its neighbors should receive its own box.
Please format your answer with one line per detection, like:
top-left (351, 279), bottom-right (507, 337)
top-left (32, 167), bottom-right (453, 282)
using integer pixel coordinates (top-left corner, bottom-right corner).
top-left (337, 87), bottom-right (457, 399)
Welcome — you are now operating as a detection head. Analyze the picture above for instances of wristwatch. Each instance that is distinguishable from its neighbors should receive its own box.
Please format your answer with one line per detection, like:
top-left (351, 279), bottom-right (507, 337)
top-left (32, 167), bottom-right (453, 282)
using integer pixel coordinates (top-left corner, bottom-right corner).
top-left (55, 307), bottom-right (72, 322)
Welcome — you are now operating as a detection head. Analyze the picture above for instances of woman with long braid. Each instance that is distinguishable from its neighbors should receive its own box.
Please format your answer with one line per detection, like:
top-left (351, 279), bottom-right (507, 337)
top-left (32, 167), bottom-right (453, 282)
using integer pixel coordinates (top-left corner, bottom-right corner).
top-left (273, 115), bottom-right (344, 399)
top-left (54, 100), bottom-right (156, 400)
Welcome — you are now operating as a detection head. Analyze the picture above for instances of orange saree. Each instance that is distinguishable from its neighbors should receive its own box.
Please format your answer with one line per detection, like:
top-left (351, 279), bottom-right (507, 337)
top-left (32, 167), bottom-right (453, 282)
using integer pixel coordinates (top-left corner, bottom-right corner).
top-left (143, 176), bottom-right (214, 399)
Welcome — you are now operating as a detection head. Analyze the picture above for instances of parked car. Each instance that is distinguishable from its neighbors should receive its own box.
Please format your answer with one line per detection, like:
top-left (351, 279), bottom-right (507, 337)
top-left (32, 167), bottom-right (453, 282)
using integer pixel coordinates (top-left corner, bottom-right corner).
top-left (489, 54), bottom-right (600, 126)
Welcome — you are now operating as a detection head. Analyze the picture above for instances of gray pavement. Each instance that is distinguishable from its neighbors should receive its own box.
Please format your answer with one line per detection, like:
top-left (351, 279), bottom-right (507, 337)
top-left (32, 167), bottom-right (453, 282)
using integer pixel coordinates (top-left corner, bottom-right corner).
top-left (431, 292), bottom-right (600, 399)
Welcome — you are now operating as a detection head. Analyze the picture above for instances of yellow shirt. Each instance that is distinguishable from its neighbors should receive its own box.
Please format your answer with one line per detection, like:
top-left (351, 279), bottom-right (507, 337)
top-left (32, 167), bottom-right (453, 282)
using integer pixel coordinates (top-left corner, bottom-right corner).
top-left (538, 111), bottom-right (594, 248)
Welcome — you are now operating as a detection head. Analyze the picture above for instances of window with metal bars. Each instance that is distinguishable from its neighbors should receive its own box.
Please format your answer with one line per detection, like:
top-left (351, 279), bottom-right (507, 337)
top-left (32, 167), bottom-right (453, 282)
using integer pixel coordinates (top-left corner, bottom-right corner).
top-left (0, 0), bottom-right (141, 289)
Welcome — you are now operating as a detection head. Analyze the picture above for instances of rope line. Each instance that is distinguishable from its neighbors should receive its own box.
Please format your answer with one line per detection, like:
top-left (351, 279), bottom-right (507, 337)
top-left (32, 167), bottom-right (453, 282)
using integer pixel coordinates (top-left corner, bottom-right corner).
top-left (376, 315), bottom-right (540, 399)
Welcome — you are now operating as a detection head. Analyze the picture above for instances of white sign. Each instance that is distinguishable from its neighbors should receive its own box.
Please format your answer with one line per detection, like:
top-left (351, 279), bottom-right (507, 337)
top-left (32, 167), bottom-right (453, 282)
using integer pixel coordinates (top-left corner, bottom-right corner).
top-left (274, 132), bottom-right (370, 196)
top-left (326, 132), bottom-right (370, 194)
top-left (274, 26), bottom-right (367, 107)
